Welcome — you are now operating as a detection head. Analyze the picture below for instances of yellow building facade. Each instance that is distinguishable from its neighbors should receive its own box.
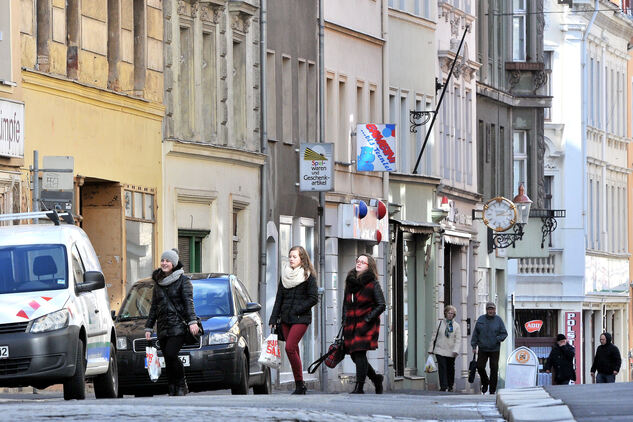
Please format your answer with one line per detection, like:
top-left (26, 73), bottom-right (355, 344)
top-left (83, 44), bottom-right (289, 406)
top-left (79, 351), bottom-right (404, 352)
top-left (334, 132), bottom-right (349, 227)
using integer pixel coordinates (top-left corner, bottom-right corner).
top-left (17, 0), bottom-right (165, 310)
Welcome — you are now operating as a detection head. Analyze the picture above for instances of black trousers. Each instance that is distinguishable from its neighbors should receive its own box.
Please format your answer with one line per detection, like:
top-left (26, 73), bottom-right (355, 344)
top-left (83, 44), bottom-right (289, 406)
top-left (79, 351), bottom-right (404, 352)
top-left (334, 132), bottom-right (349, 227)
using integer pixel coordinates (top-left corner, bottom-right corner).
top-left (351, 351), bottom-right (377, 384)
top-left (477, 350), bottom-right (500, 392)
top-left (436, 354), bottom-right (456, 391)
top-left (159, 335), bottom-right (186, 386)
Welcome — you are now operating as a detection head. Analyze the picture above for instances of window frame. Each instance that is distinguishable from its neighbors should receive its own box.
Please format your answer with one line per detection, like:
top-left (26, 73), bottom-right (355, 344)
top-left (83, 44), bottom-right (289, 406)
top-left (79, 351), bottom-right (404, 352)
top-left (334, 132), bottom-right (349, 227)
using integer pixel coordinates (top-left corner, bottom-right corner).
top-left (512, 0), bottom-right (527, 62)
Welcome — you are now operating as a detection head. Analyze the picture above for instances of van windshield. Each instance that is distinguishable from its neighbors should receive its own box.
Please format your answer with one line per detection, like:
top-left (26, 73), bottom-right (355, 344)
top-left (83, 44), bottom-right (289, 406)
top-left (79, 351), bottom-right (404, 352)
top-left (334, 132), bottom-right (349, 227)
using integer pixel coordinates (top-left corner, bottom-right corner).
top-left (0, 244), bottom-right (69, 294)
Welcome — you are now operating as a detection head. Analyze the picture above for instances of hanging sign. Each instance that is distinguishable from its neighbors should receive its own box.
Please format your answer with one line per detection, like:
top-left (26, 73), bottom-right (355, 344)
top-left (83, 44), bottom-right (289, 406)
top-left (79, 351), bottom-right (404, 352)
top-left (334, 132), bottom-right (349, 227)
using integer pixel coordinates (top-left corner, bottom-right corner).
top-left (565, 311), bottom-right (582, 383)
top-left (299, 143), bottom-right (333, 191)
top-left (356, 124), bottom-right (397, 172)
top-left (524, 320), bottom-right (543, 333)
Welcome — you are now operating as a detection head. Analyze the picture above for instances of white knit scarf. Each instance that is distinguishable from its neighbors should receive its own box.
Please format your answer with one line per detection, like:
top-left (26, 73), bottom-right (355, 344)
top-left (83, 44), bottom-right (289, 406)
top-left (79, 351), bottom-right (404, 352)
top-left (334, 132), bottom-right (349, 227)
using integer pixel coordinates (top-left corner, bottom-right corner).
top-left (281, 264), bottom-right (309, 289)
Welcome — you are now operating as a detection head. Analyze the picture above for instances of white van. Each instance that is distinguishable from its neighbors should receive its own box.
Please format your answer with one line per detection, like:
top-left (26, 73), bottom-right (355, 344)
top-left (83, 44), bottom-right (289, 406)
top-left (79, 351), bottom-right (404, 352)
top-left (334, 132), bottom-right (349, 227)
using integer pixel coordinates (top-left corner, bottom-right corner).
top-left (0, 214), bottom-right (118, 400)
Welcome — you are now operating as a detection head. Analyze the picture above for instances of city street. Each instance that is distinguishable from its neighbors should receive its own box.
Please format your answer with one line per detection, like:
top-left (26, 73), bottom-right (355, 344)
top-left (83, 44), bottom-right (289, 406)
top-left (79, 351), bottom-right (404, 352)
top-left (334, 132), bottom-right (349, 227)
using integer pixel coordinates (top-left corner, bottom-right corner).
top-left (0, 389), bottom-right (503, 422)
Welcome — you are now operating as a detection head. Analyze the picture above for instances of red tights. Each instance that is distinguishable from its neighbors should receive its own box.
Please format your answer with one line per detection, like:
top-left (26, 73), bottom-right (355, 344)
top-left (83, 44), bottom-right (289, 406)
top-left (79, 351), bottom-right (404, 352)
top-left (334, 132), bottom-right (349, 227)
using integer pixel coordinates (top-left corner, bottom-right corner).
top-left (282, 323), bottom-right (308, 382)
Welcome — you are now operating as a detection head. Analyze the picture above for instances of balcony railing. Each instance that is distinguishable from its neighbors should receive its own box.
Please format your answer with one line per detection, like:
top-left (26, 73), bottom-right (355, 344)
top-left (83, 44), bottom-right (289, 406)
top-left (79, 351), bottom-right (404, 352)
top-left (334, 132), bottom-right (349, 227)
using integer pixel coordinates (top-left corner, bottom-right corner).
top-left (518, 253), bottom-right (556, 274)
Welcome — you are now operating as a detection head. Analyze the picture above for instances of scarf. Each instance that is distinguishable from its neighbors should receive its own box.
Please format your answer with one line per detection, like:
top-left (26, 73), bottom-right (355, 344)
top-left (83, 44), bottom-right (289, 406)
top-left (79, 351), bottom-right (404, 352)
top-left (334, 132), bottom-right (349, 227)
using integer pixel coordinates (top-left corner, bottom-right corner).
top-left (157, 269), bottom-right (184, 287)
top-left (445, 319), bottom-right (454, 337)
top-left (346, 270), bottom-right (373, 294)
top-left (281, 264), bottom-right (308, 289)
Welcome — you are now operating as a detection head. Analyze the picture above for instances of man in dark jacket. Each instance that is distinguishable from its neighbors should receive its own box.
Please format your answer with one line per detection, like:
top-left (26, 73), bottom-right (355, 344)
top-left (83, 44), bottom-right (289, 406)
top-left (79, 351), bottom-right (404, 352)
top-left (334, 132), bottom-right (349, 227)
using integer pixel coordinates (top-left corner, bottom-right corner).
top-left (470, 302), bottom-right (507, 394)
top-left (590, 332), bottom-right (621, 383)
top-left (544, 334), bottom-right (575, 385)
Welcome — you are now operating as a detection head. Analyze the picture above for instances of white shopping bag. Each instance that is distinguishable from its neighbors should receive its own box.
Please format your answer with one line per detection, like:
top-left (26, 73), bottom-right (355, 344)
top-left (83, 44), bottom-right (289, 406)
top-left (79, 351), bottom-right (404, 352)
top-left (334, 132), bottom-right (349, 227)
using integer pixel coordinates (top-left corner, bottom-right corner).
top-left (424, 355), bottom-right (437, 373)
top-left (257, 333), bottom-right (282, 369)
top-left (146, 346), bottom-right (161, 382)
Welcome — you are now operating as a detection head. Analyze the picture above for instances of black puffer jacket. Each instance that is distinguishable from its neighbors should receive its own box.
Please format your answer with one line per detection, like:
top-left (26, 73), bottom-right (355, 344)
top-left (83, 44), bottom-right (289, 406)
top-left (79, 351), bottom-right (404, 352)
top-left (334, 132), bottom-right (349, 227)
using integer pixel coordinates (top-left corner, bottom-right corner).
top-left (590, 332), bottom-right (622, 375)
top-left (544, 343), bottom-right (576, 384)
top-left (269, 274), bottom-right (318, 326)
top-left (145, 263), bottom-right (197, 338)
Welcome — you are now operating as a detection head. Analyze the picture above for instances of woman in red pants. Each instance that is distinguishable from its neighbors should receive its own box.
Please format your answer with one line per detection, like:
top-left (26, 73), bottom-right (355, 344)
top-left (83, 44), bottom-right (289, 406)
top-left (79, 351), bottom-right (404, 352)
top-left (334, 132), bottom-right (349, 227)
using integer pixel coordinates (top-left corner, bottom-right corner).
top-left (269, 246), bottom-right (318, 394)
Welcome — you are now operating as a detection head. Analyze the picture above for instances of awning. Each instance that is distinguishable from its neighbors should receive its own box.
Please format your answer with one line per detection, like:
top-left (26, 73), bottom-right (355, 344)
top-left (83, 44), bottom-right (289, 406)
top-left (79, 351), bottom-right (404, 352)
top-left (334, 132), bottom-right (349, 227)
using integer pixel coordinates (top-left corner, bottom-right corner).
top-left (389, 218), bottom-right (439, 234)
top-left (443, 229), bottom-right (471, 246)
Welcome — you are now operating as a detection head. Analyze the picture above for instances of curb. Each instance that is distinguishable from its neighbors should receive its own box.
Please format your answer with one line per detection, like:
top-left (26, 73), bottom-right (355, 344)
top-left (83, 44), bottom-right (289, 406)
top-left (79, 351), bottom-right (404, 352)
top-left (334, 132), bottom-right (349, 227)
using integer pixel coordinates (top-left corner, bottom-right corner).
top-left (495, 387), bottom-right (576, 422)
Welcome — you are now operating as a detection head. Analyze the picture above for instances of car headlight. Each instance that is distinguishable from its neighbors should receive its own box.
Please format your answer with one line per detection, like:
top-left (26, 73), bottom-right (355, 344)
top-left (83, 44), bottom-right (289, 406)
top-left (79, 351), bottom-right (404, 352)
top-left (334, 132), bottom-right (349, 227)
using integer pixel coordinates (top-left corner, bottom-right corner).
top-left (208, 332), bottom-right (238, 345)
top-left (30, 309), bottom-right (69, 333)
top-left (116, 336), bottom-right (128, 350)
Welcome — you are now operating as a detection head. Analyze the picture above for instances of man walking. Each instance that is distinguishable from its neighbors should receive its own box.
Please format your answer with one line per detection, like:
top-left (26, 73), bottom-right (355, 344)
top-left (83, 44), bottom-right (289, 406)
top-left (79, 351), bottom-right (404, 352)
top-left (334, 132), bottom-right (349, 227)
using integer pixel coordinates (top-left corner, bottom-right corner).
top-left (590, 332), bottom-right (621, 383)
top-left (470, 302), bottom-right (507, 394)
top-left (544, 334), bottom-right (575, 385)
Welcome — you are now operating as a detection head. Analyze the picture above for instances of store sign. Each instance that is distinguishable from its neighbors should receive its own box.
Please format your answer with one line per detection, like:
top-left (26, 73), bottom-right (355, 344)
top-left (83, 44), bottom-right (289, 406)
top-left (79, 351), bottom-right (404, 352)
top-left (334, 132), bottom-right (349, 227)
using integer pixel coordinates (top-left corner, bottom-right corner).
top-left (299, 143), bottom-right (333, 191)
top-left (0, 99), bottom-right (24, 158)
top-left (565, 311), bottom-right (582, 383)
top-left (356, 124), bottom-right (397, 172)
top-left (505, 346), bottom-right (539, 388)
top-left (524, 320), bottom-right (543, 333)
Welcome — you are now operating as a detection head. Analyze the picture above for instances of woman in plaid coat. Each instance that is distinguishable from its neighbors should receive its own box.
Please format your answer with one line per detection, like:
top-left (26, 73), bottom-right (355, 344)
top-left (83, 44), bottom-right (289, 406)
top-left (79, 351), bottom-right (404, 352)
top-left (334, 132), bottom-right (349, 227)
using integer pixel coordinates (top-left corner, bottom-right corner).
top-left (342, 254), bottom-right (386, 394)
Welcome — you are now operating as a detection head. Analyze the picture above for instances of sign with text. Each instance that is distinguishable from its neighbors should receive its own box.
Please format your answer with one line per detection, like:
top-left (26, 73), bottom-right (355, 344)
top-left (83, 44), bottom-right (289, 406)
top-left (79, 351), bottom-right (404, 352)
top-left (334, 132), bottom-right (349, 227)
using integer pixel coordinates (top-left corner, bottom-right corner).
top-left (0, 99), bottom-right (24, 158)
top-left (505, 346), bottom-right (539, 388)
top-left (565, 311), bottom-right (582, 383)
top-left (299, 143), bottom-right (333, 191)
top-left (524, 320), bottom-right (543, 334)
top-left (356, 124), bottom-right (397, 172)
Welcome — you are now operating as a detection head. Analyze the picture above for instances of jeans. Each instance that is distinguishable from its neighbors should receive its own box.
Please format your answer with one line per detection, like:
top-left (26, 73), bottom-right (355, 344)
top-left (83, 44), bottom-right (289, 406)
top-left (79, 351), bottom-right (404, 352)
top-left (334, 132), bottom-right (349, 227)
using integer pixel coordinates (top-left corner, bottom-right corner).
top-left (596, 373), bottom-right (616, 383)
top-left (159, 335), bottom-right (186, 387)
top-left (477, 350), bottom-right (500, 393)
top-left (282, 323), bottom-right (309, 382)
top-left (350, 350), bottom-right (378, 384)
top-left (436, 354), bottom-right (456, 391)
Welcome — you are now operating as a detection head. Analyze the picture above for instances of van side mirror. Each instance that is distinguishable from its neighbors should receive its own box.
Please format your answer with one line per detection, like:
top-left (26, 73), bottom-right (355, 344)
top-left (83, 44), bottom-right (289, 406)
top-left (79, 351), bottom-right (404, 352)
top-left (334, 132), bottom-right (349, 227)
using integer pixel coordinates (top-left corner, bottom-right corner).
top-left (243, 302), bottom-right (262, 314)
top-left (76, 271), bottom-right (105, 293)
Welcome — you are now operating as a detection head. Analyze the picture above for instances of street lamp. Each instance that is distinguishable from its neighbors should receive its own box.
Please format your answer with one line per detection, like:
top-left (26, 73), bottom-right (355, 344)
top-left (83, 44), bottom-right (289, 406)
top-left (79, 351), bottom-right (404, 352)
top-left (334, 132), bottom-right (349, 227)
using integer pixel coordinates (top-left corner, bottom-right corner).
top-left (512, 183), bottom-right (532, 227)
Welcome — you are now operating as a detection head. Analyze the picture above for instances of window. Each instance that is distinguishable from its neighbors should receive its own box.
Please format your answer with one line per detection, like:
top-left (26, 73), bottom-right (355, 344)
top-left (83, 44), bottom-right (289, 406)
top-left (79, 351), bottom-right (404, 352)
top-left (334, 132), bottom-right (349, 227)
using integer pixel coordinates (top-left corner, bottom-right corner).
top-left (71, 244), bottom-right (85, 285)
top-left (400, 95), bottom-right (408, 172)
top-left (544, 51), bottom-right (552, 120)
top-left (512, 0), bottom-right (526, 61)
top-left (544, 175), bottom-right (553, 210)
top-left (465, 91), bottom-right (473, 185)
top-left (513, 131), bottom-right (527, 190)
top-left (338, 79), bottom-right (348, 161)
top-left (233, 39), bottom-right (247, 143)
top-left (202, 30), bottom-right (217, 139)
top-left (281, 55), bottom-right (292, 143)
top-left (179, 25), bottom-right (193, 138)
top-left (298, 60), bottom-right (307, 142)
top-left (0, 1), bottom-right (11, 82)
top-left (266, 52), bottom-right (276, 140)
top-left (307, 62), bottom-right (317, 141)
top-left (178, 230), bottom-right (209, 273)
top-left (124, 188), bottom-right (155, 291)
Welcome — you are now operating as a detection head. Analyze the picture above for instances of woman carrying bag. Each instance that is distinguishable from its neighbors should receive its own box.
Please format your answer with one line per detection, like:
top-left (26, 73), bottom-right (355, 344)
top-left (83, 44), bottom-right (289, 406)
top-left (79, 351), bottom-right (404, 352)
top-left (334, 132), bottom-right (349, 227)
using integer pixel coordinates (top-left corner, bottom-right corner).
top-left (269, 246), bottom-right (318, 395)
top-left (429, 305), bottom-right (461, 392)
top-left (144, 249), bottom-right (199, 396)
top-left (342, 254), bottom-right (386, 394)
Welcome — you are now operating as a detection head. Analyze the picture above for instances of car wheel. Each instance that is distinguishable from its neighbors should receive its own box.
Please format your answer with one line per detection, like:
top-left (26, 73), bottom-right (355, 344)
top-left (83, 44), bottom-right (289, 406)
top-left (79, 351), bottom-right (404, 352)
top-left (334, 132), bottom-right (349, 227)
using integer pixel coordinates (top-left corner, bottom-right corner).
top-left (231, 354), bottom-right (249, 395)
top-left (63, 340), bottom-right (86, 400)
top-left (94, 343), bottom-right (119, 399)
top-left (253, 366), bottom-right (272, 394)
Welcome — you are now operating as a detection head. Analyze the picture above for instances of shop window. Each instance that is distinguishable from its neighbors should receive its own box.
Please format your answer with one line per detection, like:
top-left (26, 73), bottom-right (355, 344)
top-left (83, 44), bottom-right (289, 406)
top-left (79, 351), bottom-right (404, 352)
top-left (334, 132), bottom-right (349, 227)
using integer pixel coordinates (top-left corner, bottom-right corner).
top-left (124, 188), bottom-right (155, 290)
top-left (178, 230), bottom-right (209, 273)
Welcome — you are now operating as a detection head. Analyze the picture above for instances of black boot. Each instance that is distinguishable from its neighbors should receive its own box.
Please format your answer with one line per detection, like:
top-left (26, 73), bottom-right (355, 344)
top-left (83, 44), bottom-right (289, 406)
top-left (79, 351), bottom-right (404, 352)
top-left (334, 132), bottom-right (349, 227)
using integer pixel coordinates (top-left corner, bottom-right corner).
top-left (370, 374), bottom-right (383, 394)
top-left (292, 380), bottom-right (307, 395)
top-left (350, 382), bottom-right (365, 394)
top-left (168, 384), bottom-right (177, 396)
top-left (176, 379), bottom-right (189, 396)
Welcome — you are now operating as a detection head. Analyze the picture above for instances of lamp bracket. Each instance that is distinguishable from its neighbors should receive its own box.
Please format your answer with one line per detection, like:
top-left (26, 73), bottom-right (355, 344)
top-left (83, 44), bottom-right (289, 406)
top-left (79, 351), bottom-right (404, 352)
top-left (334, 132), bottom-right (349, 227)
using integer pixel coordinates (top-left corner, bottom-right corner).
top-left (409, 110), bottom-right (437, 133)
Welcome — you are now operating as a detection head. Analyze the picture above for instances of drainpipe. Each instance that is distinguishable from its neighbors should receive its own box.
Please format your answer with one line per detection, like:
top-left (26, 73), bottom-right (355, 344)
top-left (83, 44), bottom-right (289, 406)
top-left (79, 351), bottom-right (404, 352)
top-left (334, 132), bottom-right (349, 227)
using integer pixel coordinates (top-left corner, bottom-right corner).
top-left (581, 1), bottom-right (598, 246)
top-left (380, 0), bottom-right (390, 392)
top-left (318, 0), bottom-right (327, 392)
top-left (258, 0), bottom-right (268, 325)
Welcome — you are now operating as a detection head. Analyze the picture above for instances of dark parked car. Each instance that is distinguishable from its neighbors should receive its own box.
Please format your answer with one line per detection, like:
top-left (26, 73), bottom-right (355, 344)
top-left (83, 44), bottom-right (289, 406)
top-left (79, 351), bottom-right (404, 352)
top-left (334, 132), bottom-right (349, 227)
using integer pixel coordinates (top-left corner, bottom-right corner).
top-left (114, 273), bottom-right (270, 396)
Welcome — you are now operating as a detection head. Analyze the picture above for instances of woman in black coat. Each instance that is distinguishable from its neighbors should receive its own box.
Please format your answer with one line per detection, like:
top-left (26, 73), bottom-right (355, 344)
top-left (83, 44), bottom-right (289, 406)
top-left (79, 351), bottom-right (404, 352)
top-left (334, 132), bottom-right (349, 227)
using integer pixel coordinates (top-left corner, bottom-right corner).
top-left (544, 334), bottom-right (575, 385)
top-left (269, 246), bottom-right (318, 394)
top-left (144, 248), bottom-right (199, 396)
top-left (342, 254), bottom-right (386, 394)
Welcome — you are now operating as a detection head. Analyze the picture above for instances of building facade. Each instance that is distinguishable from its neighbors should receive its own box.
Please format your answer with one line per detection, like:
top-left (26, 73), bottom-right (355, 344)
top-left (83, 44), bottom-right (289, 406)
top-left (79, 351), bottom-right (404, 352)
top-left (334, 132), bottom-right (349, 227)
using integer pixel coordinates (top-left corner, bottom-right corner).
top-left (521, 0), bottom-right (632, 384)
top-left (161, 0), bottom-right (264, 300)
top-left (18, 0), bottom-right (165, 309)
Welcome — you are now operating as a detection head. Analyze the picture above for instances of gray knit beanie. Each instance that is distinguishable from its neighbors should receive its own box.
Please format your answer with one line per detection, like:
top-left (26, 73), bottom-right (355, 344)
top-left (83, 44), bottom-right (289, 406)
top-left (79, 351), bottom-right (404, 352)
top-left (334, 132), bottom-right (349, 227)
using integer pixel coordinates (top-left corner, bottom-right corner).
top-left (161, 248), bottom-right (179, 267)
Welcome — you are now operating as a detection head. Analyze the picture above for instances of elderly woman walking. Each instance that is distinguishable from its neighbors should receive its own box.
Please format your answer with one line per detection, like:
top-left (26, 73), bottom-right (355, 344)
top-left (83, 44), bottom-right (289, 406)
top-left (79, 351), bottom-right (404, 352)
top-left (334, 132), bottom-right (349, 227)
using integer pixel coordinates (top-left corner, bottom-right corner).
top-left (429, 305), bottom-right (461, 392)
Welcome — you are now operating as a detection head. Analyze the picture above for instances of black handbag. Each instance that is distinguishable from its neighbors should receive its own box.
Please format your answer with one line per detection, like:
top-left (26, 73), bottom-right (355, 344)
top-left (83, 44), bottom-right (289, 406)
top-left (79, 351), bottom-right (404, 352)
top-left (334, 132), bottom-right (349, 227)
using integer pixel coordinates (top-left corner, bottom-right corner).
top-left (308, 325), bottom-right (345, 374)
top-left (468, 352), bottom-right (477, 383)
top-left (161, 286), bottom-right (204, 345)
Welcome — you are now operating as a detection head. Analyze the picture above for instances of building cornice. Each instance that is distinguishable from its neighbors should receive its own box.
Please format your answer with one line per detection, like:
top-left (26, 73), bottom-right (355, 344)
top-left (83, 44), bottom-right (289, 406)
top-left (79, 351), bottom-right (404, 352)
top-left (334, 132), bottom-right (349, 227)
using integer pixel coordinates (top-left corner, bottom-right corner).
top-left (21, 69), bottom-right (165, 121)
top-left (388, 8), bottom-right (436, 31)
top-left (437, 183), bottom-right (481, 203)
top-left (324, 21), bottom-right (385, 46)
top-left (165, 139), bottom-right (265, 168)
top-left (388, 172), bottom-right (441, 186)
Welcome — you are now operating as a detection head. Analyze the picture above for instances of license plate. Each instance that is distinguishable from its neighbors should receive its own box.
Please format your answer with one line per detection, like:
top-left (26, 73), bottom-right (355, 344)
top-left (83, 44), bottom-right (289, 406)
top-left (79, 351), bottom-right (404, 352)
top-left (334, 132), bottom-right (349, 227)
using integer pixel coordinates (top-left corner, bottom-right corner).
top-left (145, 355), bottom-right (189, 368)
top-left (0, 345), bottom-right (7, 359)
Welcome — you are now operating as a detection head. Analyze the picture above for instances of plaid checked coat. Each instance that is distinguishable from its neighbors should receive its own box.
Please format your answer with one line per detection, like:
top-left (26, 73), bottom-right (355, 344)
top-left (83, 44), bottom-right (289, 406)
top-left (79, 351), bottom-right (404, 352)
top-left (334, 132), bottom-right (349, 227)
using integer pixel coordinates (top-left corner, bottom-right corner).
top-left (342, 270), bottom-right (386, 353)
